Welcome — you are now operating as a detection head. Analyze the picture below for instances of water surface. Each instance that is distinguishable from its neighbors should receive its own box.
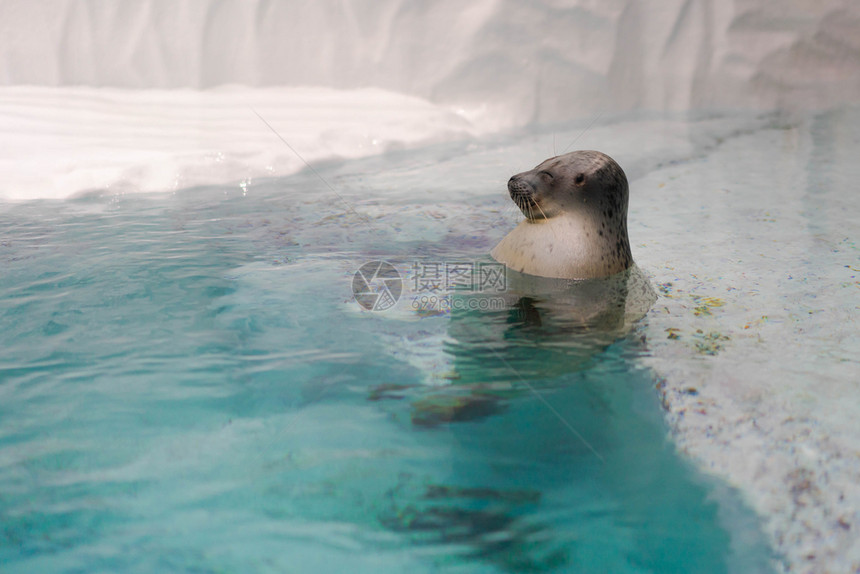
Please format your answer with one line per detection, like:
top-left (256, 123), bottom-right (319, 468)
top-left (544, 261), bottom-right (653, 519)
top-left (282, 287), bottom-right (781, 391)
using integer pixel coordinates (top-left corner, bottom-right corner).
top-left (0, 132), bottom-right (775, 573)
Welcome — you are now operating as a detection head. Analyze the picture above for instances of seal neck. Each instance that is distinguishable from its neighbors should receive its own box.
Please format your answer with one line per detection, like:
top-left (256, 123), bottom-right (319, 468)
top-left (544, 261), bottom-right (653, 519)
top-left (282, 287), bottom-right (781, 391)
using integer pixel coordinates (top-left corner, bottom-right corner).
top-left (491, 214), bottom-right (632, 279)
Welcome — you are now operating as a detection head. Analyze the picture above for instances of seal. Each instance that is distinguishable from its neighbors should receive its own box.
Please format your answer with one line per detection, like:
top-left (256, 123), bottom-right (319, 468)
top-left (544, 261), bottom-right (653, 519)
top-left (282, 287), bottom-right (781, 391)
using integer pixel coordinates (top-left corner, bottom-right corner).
top-left (491, 150), bottom-right (633, 279)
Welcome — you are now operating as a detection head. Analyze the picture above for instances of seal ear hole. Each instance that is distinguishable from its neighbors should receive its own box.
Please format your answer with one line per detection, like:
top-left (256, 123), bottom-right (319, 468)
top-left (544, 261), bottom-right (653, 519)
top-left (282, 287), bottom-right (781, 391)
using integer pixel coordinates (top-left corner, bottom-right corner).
top-left (574, 173), bottom-right (586, 186)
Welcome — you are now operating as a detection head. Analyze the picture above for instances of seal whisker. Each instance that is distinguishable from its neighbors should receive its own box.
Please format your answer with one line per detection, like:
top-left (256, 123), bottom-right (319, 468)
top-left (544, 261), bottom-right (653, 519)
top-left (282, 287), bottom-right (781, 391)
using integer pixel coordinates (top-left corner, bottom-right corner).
top-left (533, 201), bottom-right (549, 222)
top-left (532, 201), bottom-right (561, 244)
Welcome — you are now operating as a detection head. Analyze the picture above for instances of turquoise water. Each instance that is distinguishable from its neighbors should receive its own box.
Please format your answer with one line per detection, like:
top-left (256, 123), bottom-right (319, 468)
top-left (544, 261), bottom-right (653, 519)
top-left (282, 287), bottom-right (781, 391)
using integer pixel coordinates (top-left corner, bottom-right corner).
top-left (0, 147), bottom-right (774, 572)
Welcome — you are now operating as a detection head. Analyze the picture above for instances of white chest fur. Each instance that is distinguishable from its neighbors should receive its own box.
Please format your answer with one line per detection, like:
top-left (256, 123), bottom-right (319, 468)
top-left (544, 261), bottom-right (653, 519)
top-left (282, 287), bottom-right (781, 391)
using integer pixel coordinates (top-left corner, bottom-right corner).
top-left (490, 215), bottom-right (625, 279)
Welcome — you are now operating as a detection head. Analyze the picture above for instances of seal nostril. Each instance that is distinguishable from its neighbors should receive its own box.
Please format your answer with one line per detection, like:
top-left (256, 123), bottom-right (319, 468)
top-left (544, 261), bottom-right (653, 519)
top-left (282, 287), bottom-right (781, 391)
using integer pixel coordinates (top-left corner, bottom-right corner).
top-left (507, 176), bottom-right (533, 197)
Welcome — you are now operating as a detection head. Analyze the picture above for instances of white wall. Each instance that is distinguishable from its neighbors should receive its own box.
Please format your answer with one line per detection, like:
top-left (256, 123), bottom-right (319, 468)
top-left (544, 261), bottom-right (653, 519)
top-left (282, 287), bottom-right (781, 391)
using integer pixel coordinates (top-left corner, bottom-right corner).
top-left (2, 0), bottom-right (859, 124)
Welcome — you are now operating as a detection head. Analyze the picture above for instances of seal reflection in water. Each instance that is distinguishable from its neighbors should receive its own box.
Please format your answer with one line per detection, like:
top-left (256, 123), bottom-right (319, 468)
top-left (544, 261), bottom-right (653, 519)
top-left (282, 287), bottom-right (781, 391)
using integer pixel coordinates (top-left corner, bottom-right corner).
top-left (441, 267), bottom-right (655, 388)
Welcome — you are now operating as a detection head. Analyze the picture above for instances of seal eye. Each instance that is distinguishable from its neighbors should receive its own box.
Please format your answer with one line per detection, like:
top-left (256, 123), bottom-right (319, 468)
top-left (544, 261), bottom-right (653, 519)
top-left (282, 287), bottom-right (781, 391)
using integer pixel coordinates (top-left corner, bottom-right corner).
top-left (574, 173), bottom-right (586, 186)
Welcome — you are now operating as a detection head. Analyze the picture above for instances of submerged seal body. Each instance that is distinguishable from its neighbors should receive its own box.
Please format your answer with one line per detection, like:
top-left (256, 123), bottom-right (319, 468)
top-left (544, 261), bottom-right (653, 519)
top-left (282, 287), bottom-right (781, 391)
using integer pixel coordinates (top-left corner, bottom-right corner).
top-left (491, 150), bottom-right (632, 279)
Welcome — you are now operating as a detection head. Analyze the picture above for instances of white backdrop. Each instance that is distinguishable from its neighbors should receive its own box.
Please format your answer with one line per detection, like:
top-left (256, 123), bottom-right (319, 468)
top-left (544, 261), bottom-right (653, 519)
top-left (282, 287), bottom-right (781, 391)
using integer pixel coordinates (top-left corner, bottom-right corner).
top-left (2, 0), bottom-right (859, 125)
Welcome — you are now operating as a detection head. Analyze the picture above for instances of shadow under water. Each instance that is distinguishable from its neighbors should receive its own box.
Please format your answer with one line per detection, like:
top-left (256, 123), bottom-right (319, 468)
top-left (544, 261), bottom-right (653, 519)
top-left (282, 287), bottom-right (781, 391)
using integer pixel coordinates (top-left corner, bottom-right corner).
top-left (443, 264), bottom-right (657, 384)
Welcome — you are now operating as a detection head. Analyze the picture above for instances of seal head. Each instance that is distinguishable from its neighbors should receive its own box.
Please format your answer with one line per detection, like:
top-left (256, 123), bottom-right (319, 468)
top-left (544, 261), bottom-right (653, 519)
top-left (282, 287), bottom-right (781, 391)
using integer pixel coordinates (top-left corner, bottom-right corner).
top-left (491, 150), bottom-right (633, 279)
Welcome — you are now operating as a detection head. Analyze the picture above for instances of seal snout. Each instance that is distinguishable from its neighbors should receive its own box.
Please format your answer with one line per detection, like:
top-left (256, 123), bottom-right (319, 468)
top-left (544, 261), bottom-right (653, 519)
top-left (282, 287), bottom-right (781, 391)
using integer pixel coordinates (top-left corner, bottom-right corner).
top-left (507, 175), bottom-right (534, 200)
top-left (507, 174), bottom-right (542, 218)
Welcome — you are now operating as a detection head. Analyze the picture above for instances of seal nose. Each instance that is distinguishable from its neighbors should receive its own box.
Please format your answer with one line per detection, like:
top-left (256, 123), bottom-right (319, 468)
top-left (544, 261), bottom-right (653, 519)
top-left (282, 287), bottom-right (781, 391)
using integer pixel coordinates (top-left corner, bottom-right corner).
top-left (507, 175), bottom-right (533, 199)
